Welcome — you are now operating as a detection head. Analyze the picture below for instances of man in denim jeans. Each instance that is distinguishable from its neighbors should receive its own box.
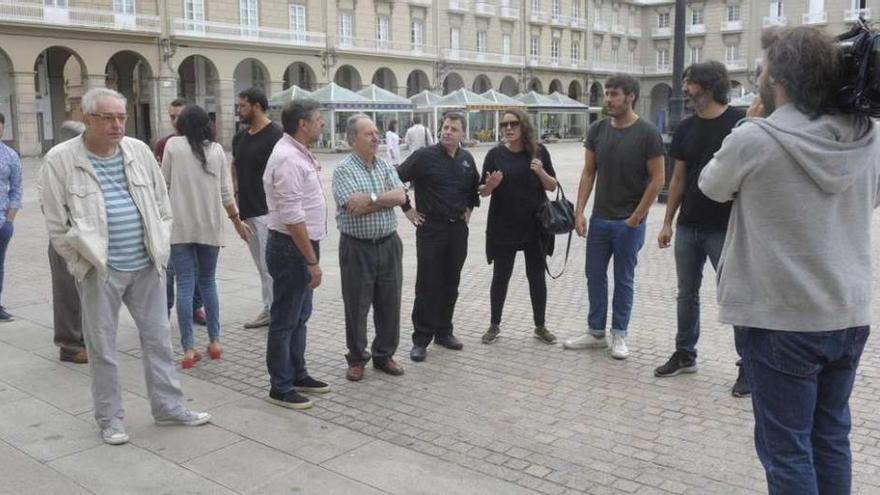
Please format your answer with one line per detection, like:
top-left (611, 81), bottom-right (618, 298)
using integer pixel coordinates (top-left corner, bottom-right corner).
top-left (652, 61), bottom-right (749, 397)
top-left (700, 27), bottom-right (880, 494)
top-left (564, 74), bottom-right (665, 359)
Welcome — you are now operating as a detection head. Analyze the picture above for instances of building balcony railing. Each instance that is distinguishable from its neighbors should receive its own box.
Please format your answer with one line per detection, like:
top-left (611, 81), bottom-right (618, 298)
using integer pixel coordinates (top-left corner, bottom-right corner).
top-left (499, 6), bottom-right (519, 19)
top-left (763, 15), bottom-right (788, 27)
top-left (652, 26), bottom-right (671, 37)
top-left (592, 20), bottom-right (608, 32)
top-left (644, 64), bottom-right (672, 75)
top-left (172, 18), bottom-right (325, 48)
top-left (338, 37), bottom-right (438, 57)
top-left (474, 1), bottom-right (496, 17)
top-left (442, 48), bottom-right (524, 67)
top-left (721, 19), bottom-right (743, 31)
top-left (570, 16), bottom-right (587, 29)
top-left (0, 0), bottom-right (160, 33)
top-left (844, 8), bottom-right (871, 21)
top-left (628, 25), bottom-right (642, 37)
top-left (407, 0), bottom-right (432, 6)
top-left (529, 10), bottom-right (548, 24)
top-left (611, 23), bottom-right (627, 35)
top-left (802, 11), bottom-right (827, 24)
top-left (550, 13), bottom-right (569, 26)
top-left (448, 0), bottom-right (469, 14)
top-left (725, 59), bottom-right (747, 71)
top-left (686, 23), bottom-right (706, 35)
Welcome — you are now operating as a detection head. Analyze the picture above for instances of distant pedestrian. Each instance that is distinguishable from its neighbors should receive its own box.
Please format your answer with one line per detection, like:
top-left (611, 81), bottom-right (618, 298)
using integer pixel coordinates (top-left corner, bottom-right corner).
top-left (404, 116), bottom-right (433, 152)
top-left (0, 111), bottom-right (21, 323)
top-left (385, 119), bottom-right (401, 167)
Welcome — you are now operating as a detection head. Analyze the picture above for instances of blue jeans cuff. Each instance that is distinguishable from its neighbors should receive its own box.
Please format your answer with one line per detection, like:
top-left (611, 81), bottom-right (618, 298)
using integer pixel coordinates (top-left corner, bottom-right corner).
top-left (588, 328), bottom-right (606, 338)
top-left (611, 328), bottom-right (627, 338)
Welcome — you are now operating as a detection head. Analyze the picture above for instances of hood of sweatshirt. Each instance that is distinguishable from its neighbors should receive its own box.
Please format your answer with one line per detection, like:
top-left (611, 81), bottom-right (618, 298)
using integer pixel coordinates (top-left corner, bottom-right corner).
top-left (746, 104), bottom-right (877, 194)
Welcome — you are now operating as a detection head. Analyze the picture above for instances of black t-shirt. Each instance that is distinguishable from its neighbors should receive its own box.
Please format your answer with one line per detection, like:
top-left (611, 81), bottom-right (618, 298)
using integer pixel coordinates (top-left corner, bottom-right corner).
top-left (397, 144), bottom-right (480, 218)
top-left (670, 106), bottom-right (745, 229)
top-left (481, 144), bottom-right (556, 246)
top-left (585, 118), bottom-right (665, 219)
top-left (232, 123), bottom-right (284, 220)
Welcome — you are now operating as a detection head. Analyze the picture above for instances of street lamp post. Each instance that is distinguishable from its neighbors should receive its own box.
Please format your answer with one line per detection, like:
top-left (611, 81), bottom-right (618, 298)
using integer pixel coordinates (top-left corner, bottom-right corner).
top-left (669, 0), bottom-right (687, 131)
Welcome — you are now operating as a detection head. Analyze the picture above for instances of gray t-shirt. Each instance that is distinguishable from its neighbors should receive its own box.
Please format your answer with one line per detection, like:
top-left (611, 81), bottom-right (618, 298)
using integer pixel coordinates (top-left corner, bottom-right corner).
top-left (585, 118), bottom-right (664, 219)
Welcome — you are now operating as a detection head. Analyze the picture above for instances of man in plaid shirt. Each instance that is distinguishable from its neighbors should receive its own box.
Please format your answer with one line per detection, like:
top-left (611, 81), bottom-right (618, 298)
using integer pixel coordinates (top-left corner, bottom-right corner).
top-left (332, 114), bottom-right (407, 382)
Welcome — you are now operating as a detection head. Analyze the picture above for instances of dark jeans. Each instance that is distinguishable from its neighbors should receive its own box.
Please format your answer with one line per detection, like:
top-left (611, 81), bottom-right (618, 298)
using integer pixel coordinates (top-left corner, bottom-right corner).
top-left (170, 243), bottom-right (220, 350)
top-left (674, 224), bottom-right (745, 360)
top-left (0, 221), bottom-right (12, 303)
top-left (490, 239), bottom-right (546, 327)
top-left (265, 230), bottom-right (317, 393)
top-left (585, 216), bottom-right (645, 337)
top-left (339, 233), bottom-right (403, 365)
top-left (166, 258), bottom-right (203, 313)
top-left (48, 244), bottom-right (84, 353)
top-left (742, 326), bottom-right (870, 495)
top-left (412, 218), bottom-right (468, 346)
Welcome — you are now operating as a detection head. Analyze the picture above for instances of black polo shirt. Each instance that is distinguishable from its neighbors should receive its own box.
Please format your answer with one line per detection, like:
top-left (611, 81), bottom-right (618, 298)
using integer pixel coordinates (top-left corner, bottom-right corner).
top-left (397, 144), bottom-right (480, 218)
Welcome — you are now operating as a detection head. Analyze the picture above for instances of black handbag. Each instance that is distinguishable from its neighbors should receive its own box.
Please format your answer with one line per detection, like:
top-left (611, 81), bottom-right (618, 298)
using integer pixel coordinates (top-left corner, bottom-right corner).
top-left (537, 183), bottom-right (575, 279)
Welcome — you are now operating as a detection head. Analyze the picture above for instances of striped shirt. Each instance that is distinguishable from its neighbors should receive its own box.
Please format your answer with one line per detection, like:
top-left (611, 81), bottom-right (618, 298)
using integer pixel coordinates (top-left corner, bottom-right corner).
top-left (331, 153), bottom-right (402, 240)
top-left (88, 150), bottom-right (151, 271)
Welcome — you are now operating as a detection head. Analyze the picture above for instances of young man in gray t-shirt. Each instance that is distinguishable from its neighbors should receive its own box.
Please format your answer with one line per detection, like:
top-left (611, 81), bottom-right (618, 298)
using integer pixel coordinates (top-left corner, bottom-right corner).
top-left (563, 75), bottom-right (665, 359)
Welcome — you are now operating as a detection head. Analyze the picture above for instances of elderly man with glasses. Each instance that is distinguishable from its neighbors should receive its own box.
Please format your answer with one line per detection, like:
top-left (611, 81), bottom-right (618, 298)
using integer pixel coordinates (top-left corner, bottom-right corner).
top-left (39, 87), bottom-right (210, 446)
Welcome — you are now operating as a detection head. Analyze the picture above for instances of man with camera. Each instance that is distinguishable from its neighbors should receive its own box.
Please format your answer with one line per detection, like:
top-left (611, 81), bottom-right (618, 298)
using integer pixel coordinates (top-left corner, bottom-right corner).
top-left (699, 26), bottom-right (880, 493)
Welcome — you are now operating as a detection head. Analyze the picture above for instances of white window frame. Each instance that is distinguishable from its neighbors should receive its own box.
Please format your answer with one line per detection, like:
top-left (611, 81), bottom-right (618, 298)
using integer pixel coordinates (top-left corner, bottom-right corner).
top-left (689, 46), bottom-right (702, 63)
top-left (691, 7), bottom-right (703, 25)
top-left (530, 36), bottom-right (540, 58)
top-left (572, 0), bottom-right (580, 18)
top-left (571, 40), bottom-right (580, 64)
top-left (611, 46), bottom-right (619, 64)
top-left (451, 27), bottom-right (461, 50)
top-left (726, 5), bottom-right (740, 21)
top-left (593, 44), bottom-right (601, 61)
top-left (184, 0), bottom-right (204, 32)
top-left (377, 15), bottom-right (390, 48)
top-left (658, 12), bottom-right (670, 28)
top-left (411, 19), bottom-right (424, 47)
top-left (531, 0), bottom-right (541, 13)
top-left (502, 33), bottom-right (512, 55)
top-left (44, 0), bottom-right (68, 7)
top-left (476, 31), bottom-right (487, 53)
top-left (770, 1), bottom-right (783, 17)
top-left (657, 47), bottom-right (669, 67)
top-left (113, 0), bottom-right (134, 15)
top-left (289, 4), bottom-right (306, 41)
top-left (339, 11), bottom-right (354, 44)
top-left (552, 0), bottom-right (561, 18)
top-left (725, 44), bottom-right (740, 64)
top-left (240, 0), bottom-right (258, 36)
top-left (551, 37), bottom-right (561, 62)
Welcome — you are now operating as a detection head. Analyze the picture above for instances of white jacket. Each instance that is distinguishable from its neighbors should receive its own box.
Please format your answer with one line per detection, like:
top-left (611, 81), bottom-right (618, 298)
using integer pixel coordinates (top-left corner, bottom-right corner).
top-left (39, 135), bottom-right (173, 281)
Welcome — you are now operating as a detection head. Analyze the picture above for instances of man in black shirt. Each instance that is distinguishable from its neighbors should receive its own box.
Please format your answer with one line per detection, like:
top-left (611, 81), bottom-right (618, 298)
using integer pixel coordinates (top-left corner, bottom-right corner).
top-left (653, 62), bottom-right (749, 397)
top-left (397, 112), bottom-right (480, 362)
top-left (232, 87), bottom-right (284, 329)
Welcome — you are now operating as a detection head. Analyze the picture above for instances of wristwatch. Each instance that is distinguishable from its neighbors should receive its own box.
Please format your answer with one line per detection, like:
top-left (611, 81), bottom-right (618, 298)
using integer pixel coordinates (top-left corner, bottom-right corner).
top-left (370, 192), bottom-right (378, 204)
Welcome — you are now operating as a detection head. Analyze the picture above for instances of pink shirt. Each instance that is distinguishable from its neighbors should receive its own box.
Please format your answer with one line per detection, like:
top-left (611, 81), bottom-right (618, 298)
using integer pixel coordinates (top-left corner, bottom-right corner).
top-left (263, 134), bottom-right (327, 241)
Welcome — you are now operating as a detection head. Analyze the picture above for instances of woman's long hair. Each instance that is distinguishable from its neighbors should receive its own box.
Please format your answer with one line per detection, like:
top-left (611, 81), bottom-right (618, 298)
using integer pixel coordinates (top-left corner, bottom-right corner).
top-left (175, 104), bottom-right (215, 171)
top-left (503, 108), bottom-right (538, 159)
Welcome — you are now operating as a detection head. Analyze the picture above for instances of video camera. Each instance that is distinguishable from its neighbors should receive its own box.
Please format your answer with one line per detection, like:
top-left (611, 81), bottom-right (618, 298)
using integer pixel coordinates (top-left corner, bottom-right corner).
top-left (837, 18), bottom-right (880, 117)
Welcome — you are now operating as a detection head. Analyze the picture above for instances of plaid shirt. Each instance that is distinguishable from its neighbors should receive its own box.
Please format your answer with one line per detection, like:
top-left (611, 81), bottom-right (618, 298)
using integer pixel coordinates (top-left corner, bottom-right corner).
top-left (332, 153), bottom-right (403, 240)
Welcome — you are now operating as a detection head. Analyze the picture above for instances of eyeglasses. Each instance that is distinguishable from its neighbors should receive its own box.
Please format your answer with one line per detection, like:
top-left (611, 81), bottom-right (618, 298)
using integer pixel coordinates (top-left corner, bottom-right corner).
top-left (89, 113), bottom-right (128, 123)
top-left (499, 120), bottom-right (521, 129)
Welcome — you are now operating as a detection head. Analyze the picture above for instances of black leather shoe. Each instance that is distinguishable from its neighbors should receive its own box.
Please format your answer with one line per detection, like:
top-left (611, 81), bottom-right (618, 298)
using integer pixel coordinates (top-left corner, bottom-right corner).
top-left (410, 345), bottom-right (427, 362)
top-left (435, 335), bottom-right (463, 350)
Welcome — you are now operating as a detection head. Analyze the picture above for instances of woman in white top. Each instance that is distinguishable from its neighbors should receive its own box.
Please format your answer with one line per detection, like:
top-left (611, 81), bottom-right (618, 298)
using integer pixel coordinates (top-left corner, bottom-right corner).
top-left (385, 120), bottom-right (401, 167)
top-left (162, 105), bottom-right (250, 369)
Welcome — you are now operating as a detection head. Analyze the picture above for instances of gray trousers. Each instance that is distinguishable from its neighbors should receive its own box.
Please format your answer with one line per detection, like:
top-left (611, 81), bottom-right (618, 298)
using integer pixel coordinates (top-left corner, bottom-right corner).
top-left (79, 266), bottom-right (186, 430)
top-left (339, 233), bottom-right (403, 366)
top-left (48, 244), bottom-right (83, 353)
top-left (244, 214), bottom-right (273, 313)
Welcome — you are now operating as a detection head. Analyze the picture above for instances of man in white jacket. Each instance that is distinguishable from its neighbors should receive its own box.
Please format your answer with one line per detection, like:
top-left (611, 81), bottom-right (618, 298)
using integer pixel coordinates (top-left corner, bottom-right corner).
top-left (699, 27), bottom-right (880, 494)
top-left (39, 88), bottom-right (210, 446)
top-left (404, 116), bottom-right (433, 152)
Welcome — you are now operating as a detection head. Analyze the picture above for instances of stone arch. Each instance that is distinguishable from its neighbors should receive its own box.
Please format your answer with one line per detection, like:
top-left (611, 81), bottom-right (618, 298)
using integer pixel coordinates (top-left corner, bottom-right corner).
top-left (33, 46), bottom-right (89, 152)
top-left (106, 50), bottom-right (154, 143)
top-left (334, 65), bottom-right (362, 90)
top-left (472, 74), bottom-right (492, 93)
top-left (442, 72), bottom-right (465, 94)
top-left (499, 76), bottom-right (519, 96)
top-left (0, 48), bottom-right (13, 143)
top-left (177, 54), bottom-right (220, 124)
top-left (233, 58), bottom-right (271, 95)
top-left (548, 79), bottom-right (563, 94)
top-left (527, 77), bottom-right (543, 93)
top-left (650, 83), bottom-right (672, 133)
top-left (406, 69), bottom-right (431, 97)
top-left (589, 81), bottom-right (603, 106)
top-left (284, 61), bottom-right (317, 91)
top-left (729, 79), bottom-right (744, 101)
top-left (568, 80), bottom-right (583, 102)
top-left (371, 67), bottom-right (398, 92)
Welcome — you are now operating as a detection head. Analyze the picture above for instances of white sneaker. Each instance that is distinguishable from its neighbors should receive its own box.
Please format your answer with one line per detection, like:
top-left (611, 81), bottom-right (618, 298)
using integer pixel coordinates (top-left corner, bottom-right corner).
top-left (610, 335), bottom-right (629, 360)
top-left (563, 333), bottom-right (609, 350)
top-left (244, 309), bottom-right (270, 329)
top-left (155, 410), bottom-right (212, 427)
top-left (102, 427), bottom-right (129, 445)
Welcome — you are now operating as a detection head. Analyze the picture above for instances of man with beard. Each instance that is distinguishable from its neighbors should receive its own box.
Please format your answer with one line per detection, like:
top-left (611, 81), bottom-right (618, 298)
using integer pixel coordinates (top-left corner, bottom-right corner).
top-left (233, 87), bottom-right (283, 329)
top-left (700, 27), bottom-right (880, 493)
top-left (563, 74), bottom-right (665, 360)
top-left (653, 61), bottom-right (749, 397)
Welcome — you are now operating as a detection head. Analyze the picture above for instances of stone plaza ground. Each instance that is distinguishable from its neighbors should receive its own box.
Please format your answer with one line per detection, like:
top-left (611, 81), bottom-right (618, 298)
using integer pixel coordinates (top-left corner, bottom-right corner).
top-left (1, 141), bottom-right (880, 494)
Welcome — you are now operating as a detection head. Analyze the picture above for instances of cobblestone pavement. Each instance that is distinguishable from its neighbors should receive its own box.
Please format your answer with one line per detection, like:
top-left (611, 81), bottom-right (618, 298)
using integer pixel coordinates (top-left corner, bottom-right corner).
top-left (5, 141), bottom-right (880, 494)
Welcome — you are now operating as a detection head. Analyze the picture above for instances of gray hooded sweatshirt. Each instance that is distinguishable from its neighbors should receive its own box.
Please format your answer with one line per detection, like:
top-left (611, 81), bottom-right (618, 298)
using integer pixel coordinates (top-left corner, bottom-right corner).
top-left (699, 104), bottom-right (880, 332)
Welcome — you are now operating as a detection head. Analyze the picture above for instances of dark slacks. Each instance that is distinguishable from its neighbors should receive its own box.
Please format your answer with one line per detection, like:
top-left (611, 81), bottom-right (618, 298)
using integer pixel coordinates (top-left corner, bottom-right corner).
top-left (48, 243), bottom-right (84, 353)
top-left (490, 238), bottom-right (546, 327)
top-left (411, 218), bottom-right (468, 347)
top-left (339, 233), bottom-right (403, 366)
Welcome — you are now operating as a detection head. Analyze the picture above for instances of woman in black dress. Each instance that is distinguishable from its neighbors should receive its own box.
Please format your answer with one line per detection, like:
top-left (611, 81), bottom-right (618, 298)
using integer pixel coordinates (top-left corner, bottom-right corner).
top-left (479, 108), bottom-right (558, 344)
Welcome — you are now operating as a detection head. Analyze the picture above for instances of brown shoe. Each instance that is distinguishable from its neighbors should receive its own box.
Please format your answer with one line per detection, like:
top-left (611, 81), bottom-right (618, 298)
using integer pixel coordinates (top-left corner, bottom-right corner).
top-left (60, 349), bottom-right (88, 364)
top-left (373, 358), bottom-right (405, 376)
top-left (346, 363), bottom-right (365, 382)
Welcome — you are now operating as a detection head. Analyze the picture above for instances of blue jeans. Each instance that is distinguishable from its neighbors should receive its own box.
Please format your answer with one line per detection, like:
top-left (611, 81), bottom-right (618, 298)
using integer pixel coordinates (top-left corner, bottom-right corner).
top-left (743, 326), bottom-right (870, 494)
top-left (674, 224), bottom-right (745, 360)
top-left (166, 260), bottom-right (202, 313)
top-left (265, 231), bottom-right (316, 393)
top-left (170, 243), bottom-right (221, 350)
top-left (0, 221), bottom-right (12, 303)
top-left (585, 216), bottom-right (645, 337)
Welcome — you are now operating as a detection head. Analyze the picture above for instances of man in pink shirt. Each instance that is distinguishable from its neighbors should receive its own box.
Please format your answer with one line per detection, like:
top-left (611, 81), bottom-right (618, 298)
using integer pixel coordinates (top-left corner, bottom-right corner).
top-left (262, 99), bottom-right (328, 410)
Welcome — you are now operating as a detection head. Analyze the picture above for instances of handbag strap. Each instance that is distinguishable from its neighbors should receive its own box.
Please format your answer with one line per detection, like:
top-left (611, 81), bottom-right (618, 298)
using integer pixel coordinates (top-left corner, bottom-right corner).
top-left (541, 230), bottom-right (572, 280)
